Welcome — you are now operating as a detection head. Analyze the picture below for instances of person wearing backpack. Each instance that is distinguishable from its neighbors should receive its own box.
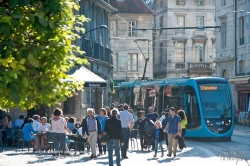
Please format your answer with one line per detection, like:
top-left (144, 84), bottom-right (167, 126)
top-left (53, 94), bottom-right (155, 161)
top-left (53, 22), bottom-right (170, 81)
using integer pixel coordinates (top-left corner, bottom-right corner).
top-left (104, 108), bottom-right (124, 166)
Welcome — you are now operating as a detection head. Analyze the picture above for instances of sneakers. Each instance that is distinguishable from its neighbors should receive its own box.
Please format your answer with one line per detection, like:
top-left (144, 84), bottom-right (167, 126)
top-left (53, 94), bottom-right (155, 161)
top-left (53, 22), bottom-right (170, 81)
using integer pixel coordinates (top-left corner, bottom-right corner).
top-left (90, 154), bottom-right (97, 158)
top-left (153, 154), bottom-right (157, 158)
top-left (167, 154), bottom-right (171, 157)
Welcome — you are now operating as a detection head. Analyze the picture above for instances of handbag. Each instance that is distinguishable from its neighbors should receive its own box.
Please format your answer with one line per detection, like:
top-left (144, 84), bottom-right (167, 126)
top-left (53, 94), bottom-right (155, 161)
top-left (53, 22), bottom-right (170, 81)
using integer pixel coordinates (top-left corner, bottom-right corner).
top-left (100, 132), bottom-right (109, 145)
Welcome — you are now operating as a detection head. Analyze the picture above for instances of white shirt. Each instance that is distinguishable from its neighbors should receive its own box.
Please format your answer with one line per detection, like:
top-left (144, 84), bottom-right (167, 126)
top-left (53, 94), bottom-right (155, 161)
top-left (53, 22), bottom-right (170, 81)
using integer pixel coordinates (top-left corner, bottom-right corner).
top-left (51, 118), bottom-right (66, 133)
top-left (159, 115), bottom-right (166, 122)
top-left (37, 123), bottom-right (51, 132)
top-left (33, 120), bottom-right (40, 130)
top-left (77, 127), bottom-right (82, 134)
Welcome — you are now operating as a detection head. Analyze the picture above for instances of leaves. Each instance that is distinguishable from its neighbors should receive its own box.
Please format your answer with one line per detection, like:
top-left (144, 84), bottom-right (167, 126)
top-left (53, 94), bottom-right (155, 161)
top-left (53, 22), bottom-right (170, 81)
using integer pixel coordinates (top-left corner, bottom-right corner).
top-left (0, 0), bottom-right (89, 110)
top-left (0, 16), bottom-right (12, 24)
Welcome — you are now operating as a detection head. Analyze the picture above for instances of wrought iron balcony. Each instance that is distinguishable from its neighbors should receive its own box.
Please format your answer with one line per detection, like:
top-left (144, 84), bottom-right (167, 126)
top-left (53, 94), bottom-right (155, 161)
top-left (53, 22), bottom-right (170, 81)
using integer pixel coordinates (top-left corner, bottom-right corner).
top-left (82, 38), bottom-right (112, 64)
top-left (188, 62), bottom-right (214, 74)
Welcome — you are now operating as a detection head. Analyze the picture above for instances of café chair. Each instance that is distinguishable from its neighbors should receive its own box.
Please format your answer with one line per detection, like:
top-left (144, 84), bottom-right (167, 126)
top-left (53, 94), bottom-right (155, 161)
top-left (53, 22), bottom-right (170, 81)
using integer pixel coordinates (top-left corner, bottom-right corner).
top-left (5, 128), bottom-right (18, 147)
top-left (0, 130), bottom-right (3, 152)
top-left (16, 130), bottom-right (33, 152)
top-left (130, 129), bottom-right (139, 150)
top-left (46, 132), bottom-right (54, 151)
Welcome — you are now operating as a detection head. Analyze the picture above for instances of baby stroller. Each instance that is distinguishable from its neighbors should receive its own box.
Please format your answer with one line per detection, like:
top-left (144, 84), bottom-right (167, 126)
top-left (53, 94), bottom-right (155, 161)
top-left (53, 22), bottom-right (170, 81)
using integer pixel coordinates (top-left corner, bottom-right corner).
top-left (143, 120), bottom-right (155, 151)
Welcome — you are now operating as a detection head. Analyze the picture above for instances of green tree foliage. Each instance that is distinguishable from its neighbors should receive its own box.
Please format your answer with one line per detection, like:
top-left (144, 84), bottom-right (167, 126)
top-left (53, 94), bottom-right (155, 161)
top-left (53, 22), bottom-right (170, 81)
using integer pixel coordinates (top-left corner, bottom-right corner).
top-left (0, 0), bottom-right (88, 109)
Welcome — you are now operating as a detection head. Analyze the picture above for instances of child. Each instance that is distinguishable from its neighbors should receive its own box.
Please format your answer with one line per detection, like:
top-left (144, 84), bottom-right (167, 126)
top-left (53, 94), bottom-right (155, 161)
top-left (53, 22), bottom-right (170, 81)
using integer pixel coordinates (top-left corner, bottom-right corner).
top-left (153, 120), bottom-right (165, 157)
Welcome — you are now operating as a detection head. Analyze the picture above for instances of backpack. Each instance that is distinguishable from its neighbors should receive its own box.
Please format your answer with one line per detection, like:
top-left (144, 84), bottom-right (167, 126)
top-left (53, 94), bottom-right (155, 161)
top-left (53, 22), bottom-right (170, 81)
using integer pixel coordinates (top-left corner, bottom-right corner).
top-left (144, 123), bottom-right (155, 137)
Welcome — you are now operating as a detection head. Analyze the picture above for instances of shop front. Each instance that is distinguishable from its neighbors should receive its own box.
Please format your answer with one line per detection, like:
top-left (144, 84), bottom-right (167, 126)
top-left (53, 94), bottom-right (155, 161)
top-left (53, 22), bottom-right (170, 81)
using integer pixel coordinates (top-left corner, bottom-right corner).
top-left (229, 76), bottom-right (250, 112)
top-left (64, 66), bottom-right (107, 117)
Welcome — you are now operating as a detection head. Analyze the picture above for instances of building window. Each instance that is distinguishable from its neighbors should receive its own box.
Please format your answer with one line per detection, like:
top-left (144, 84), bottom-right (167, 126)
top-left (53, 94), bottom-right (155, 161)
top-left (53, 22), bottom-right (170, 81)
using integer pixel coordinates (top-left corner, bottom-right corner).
top-left (221, 69), bottom-right (228, 78)
top-left (194, 43), bottom-right (204, 62)
top-left (176, 0), bottom-right (185, 5)
top-left (175, 42), bottom-right (185, 69)
top-left (128, 53), bottom-right (138, 71)
top-left (239, 60), bottom-right (244, 74)
top-left (160, 16), bottom-right (163, 35)
top-left (63, 95), bottom-right (77, 114)
top-left (221, 22), bottom-right (227, 48)
top-left (128, 21), bottom-right (136, 37)
top-left (111, 20), bottom-right (118, 37)
top-left (175, 42), bottom-right (185, 63)
top-left (160, 1), bottom-right (163, 7)
top-left (221, 0), bottom-right (226, 6)
top-left (176, 16), bottom-right (185, 27)
top-left (195, 0), bottom-right (204, 6)
top-left (160, 43), bottom-right (163, 64)
top-left (239, 17), bottom-right (244, 45)
top-left (195, 16), bottom-right (204, 30)
top-left (113, 53), bottom-right (118, 72)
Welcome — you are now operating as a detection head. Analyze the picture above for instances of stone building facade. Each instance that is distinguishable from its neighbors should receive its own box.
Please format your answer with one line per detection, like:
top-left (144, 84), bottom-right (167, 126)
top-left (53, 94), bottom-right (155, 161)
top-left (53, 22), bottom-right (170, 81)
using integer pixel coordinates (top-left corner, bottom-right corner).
top-left (215, 0), bottom-right (250, 111)
top-left (109, 0), bottom-right (154, 88)
top-left (143, 0), bottom-right (216, 79)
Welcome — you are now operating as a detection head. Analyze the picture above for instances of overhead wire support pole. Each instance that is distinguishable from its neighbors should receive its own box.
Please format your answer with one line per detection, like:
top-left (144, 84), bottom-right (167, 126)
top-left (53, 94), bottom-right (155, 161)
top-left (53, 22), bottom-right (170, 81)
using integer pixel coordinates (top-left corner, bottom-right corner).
top-left (134, 40), bottom-right (150, 81)
top-left (133, 26), bottom-right (221, 31)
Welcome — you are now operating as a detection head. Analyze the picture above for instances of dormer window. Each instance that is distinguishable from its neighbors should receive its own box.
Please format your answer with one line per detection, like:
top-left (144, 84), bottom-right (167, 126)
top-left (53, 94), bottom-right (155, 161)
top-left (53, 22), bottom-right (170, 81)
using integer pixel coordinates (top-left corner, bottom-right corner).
top-left (176, 0), bottom-right (185, 5)
top-left (195, 0), bottom-right (204, 6)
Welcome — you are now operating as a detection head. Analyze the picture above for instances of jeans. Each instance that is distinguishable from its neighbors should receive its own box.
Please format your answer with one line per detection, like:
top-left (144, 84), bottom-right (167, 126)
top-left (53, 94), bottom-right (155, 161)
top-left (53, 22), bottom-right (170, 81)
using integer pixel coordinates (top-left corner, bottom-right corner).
top-left (139, 131), bottom-right (144, 149)
top-left (97, 137), bottom-right (107, 153)
top-left (154, 139), bottom-right (163, 155)
top-left (121, 128), bottom-right (130, 158)
top-left (182, 129), bottom-right (186, 137)
top-left (52, 133), bottom-right (66, 153)
top-left (108, 139), bottom-right (121, 166)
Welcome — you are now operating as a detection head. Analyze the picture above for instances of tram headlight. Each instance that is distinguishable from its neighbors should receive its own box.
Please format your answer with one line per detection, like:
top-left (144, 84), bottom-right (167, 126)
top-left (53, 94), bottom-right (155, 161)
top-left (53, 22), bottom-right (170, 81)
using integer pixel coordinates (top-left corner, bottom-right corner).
top-left (229, 120), bottom-right (231, 122)
top-left (211, 123), bottom-right (213, 126)
top-left (207, 120), bottom-right (210, 123)
top-left (226, 123), bottom-right (228, 126)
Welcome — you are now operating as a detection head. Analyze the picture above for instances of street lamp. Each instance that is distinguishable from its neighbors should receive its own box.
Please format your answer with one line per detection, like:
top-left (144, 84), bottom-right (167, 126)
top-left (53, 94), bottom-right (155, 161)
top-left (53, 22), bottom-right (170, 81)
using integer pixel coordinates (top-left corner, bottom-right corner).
top-left (84, 25), bottom-right (108, 34)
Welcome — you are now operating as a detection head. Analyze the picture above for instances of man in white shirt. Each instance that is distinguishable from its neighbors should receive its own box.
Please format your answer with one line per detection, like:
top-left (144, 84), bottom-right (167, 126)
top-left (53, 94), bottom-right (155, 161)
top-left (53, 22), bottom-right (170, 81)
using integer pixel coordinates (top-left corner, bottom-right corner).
top-left (33, 115), bottom-right (40, 130)
top-left (119, 104), bottom-right (134, 159)
top-left (37, 117), bottom-right (51, 150)
top-left (15, 115), bottom-right (24, 128)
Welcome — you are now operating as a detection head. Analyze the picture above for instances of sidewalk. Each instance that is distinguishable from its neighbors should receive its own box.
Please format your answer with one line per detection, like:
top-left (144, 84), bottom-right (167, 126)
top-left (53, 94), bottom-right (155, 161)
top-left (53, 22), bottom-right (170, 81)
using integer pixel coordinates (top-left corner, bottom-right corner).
top-left (0, 124), bottom-right (249, 166)
top-left (0, 141), bottom-right (248, 166)
top-left (234, 124), bottom-right (250, 135)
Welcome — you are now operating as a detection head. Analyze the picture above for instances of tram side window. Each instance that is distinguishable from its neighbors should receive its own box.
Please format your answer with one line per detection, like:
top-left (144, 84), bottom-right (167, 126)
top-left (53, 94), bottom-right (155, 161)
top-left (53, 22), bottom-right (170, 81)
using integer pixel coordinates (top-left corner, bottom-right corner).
top-left (163, 86), bottom-right (201, 129)
top-left (184, 86), bottom-right (201, 129)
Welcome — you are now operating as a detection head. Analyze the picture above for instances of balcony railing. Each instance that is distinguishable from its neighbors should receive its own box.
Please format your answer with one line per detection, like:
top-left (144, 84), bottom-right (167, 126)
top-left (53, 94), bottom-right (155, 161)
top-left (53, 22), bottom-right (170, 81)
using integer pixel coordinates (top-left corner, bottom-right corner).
top-left (188, 62), bottom-right (214, 74)
top-left (82, 38), bottom-right (112, 64)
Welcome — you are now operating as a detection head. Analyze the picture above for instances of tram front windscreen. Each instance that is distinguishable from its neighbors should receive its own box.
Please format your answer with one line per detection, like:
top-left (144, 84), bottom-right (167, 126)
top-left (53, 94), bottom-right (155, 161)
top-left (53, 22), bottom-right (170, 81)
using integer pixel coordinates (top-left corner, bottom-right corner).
top-left (198, 84), bottom-right (232, 133)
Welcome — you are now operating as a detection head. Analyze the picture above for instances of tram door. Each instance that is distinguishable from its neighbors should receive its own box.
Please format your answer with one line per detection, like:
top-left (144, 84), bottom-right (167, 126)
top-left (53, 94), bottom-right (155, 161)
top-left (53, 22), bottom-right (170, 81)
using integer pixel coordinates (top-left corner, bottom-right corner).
top-left (184, 86), bottom-right (201, 130)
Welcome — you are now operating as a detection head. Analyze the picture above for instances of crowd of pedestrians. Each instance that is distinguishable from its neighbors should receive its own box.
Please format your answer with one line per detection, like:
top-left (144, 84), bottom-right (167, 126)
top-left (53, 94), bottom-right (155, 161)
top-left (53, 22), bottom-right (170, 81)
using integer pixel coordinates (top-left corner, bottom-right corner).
top-left (0, 103), bottom-right (188, 166)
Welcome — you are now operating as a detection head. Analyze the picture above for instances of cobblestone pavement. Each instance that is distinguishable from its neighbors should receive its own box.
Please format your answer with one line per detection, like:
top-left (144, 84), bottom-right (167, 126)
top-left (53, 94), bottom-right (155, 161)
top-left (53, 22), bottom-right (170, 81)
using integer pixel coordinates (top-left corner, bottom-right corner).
top-left (0, 124), bottom-right (249, 166)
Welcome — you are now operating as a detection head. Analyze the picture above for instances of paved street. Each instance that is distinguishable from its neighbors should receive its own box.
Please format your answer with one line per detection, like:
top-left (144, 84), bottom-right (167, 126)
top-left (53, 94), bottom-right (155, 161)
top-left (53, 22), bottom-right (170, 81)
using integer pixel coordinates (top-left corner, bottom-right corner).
top-left (0, 125), bottom-right (249, 166)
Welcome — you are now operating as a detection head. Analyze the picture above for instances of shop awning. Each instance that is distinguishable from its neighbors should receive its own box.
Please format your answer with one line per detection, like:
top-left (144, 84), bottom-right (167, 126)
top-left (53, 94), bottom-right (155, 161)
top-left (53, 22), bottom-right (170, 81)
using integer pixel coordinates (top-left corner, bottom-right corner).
top-left (69, 67), bottom-right (107, 87)
top-left (114, 80), bottom-right (126, 90)
top-left (228, 77), bottom-right (250, 84)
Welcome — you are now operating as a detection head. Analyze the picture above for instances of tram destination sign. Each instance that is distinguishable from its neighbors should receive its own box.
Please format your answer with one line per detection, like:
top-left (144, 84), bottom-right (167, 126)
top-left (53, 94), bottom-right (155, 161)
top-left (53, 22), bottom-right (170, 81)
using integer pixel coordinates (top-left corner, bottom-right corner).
top-left (200, 86), bottom-right (217, 91)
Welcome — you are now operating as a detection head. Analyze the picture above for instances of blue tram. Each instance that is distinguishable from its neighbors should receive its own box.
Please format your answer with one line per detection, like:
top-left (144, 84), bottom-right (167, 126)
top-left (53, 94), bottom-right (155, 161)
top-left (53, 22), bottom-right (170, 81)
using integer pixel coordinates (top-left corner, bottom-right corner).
top-left (117, 77), bottom-right (234, 140)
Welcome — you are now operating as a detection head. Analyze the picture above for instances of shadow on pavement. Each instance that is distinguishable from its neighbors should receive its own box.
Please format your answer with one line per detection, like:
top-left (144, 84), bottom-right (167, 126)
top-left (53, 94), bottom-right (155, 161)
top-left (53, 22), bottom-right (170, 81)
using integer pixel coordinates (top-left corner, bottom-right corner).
top-left (96, 161), bottom-right (110, 165)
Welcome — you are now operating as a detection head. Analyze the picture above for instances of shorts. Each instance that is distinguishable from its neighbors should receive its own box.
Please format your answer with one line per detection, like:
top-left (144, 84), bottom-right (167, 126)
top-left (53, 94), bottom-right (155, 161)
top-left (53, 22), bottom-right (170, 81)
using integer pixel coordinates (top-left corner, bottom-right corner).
top-left (28, 135), bottom-right (36, 141)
